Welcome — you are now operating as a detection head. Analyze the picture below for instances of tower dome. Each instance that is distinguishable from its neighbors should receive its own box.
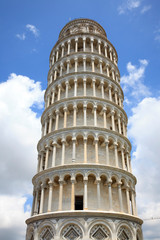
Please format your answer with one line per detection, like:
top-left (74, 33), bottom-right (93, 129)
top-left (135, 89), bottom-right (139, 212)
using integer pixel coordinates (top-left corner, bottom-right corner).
top-left (26, 19), bottom-right (143, 240)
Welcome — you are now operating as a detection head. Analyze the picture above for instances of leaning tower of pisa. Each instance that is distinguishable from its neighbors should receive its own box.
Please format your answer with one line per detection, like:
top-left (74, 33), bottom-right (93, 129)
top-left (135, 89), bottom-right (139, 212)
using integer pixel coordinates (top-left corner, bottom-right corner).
top-left (26, 19), bottom-right (143, 240)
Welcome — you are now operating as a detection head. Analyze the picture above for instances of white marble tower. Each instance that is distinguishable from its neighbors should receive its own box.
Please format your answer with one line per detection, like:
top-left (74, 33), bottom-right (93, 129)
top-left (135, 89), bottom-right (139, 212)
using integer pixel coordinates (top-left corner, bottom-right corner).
top-left (26, 19), bottom-right (143, 240)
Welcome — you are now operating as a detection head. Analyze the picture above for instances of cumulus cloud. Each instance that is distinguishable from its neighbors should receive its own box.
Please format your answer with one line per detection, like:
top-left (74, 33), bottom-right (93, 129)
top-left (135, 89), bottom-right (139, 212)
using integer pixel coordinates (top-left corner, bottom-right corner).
top-left (128, 97), bottom-right (160, 239)
top-left (121, 59), bottom-right (151, 102)
top-left (0, 73), bottom-right (44, 239)
top-left (118, 0), bottom-right (141, 14)
top-left (16, 33), bottom-right (26, 40)
top-left (26, 24), bottom-right (39, 37)
top-left (0, 195), bottom-right (30, 240)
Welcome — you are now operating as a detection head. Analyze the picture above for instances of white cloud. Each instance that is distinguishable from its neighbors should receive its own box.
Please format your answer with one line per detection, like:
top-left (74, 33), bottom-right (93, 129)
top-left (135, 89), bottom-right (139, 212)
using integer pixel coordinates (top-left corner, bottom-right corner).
top-left (141, 5), bottom-right (152, 14)
top-left (0, 195), bottom-right (30, 240)
top-left (121, 59), bottom-right (151, 101)
top-left (128, 97), bottom-right (160, 239)
top-left (16, 33), bottom-right (26, 40)
top-left (0, 73), bottom-right (44, 239)
top-left (118, 0), bottom-right (141, 14)
top-left (26, 24), bottom-right (39, 37)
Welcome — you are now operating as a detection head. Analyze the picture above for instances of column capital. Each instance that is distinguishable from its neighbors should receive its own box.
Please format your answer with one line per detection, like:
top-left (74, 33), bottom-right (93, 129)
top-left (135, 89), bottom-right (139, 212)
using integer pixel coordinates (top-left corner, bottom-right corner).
top-left (52, 141), bottom-right (57, 146)
top-left (90, 37), bottom-right (94, 42)
top-left (103, 107), bottom-right (107, 112)
top-left (98, 39), bottom-right (101, 44)
top-left (108, 84), bottom-right (112, 89)
top-left (91, 57), bottom-right (95, 61)
top-left (67, 39), bottom-right (71, 44)
top-left (61, 43), bottom-right (65, 47)
top-left (59, 179), bottom-right (64, 185)
top-left (75, 37), bottom-right (78, 42)
top-left (113, 142), bottom-right (118, 147)
top-left (63, 106), bottom-right (68, 112)
top-left (83, 36), bottom-right (86, 41)
top-left (111, 109), bottom-right (115, 115)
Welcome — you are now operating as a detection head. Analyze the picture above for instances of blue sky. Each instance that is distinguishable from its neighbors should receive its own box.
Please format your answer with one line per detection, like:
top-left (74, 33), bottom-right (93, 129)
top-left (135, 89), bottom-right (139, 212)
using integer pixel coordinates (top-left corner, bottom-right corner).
top-left (0, 0), bottom-right (160, 239)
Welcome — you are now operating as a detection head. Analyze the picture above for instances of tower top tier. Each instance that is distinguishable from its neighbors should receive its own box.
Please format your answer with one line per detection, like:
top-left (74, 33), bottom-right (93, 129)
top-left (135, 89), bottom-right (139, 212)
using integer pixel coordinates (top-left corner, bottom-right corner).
top-left (59, 18), bottom-right (107, 40)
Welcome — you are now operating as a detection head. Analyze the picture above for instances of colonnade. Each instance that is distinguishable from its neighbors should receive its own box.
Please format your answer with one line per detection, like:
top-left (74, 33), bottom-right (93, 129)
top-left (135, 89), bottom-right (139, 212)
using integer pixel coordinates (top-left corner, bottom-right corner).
top-left (48, 54), bottom-right (120, 86)
top-left (45, 76), bottom-right (123, 108)
top-left (50, 35), bottom-right (117, 68)
top-left (42, 103), bottom-right (127, 138)
top-left (32, 173), bottom-right (137, 216)
top-left (37, 134), bottom-right (131, 173)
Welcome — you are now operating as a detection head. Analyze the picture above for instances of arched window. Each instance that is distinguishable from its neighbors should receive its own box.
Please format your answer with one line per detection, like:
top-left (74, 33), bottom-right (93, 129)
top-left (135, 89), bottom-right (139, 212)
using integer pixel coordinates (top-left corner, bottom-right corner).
top-left (61, 224), bottom-right (83, 240)
top-left (90, 224), bottom-right (110, 240)
top-left (40, 226), bottom-right (54, 240)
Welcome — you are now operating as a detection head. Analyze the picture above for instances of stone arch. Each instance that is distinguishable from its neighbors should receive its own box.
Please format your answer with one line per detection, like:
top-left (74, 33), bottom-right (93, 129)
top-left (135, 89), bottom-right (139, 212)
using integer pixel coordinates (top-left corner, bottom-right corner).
top-left (116, 222), bottom-right (133, 240)
top-left (38, 220), bottom-right (55, 240)
top-left (89, 223), bottom-right (112, 240)
top-left (59, 219), bottom-right (84, 240)
top-left (26, 224), bottom-right (34, 240)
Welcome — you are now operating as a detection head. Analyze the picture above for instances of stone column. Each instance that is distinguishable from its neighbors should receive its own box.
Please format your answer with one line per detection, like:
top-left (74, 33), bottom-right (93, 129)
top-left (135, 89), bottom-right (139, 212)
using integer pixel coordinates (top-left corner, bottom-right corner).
top-left (114, 142), bottom-right (118, 167)
top-left (54, 68), bottom-right (57, 80)
top-left (84, 138), bottom-right (87, 163)
top-left (121, 147), bottom-right (125, 170)
top-left (45, 146), bottom-right (50, 169)
top-left (83, 37), bottom-right (86, 52)
top-left (58, 180), bottom-right (63, 211)
top-left (44, 119), bottom-right (48, 136)
top-left (56, 48), bottom-right (59, 61)
top-left (55, 110), bottom-right (59, 130)
top-left (67, 59), bottom-right (70, 74)
top-left (99, 60), bottom-right (103, 74)
top-left (92, 78), bottom-right (96, 96)
top-left (115, 89), bottom-right (118, 104)
top-left (50, 74), bottom-right (53, 84)
top-left (61, 44), bottom-right (64, 57)
top-left (101, 81), bottom-right (104, 98)
top-left (126, 187), bottom-right (131, 214)
top-left (47, 95), bottom-right (50, 107)
top-left (74, 78), bottom-right (77, 97)
top-left (52, 142), bottom-right (57, 167)
top-left (111, 110), bottom-right (115, 131)
top-left (75, 38), bottom-right (78, 52)
top-left (63, 106), bottom-right (67, 128)
top-left (118, 183), bottom-right (123, 212)
top-left (131, 190), bottom-right (136, 215)
top-left (61, 139), bottom-right (66, 165)
top-left (104, 44), bottom-right (108, 57)
top-left (33, 189), bottom-right (38, 215)
top-left (98, 40), bottom-right (101, 54)
top-left (75, 57), bottom-right (78, 72)
top-left (95, 138), bottom-right (99, 164)
top-left (109, 48), bottom-right (113, 61)
top-left (111, 68), bottom-right (115, 80)
top-left (39, 152), bottom-right (44, 171)
top-left (39, 184), bottom-right (45, 214)
top-left (108, 84), bottom-right (112, 101)
top-left (60, 63), bottom-right (63, 77)
top-left (103, 107), bottom-right (107, 128)
top-left (105, 140), bottom-right (109, 165)
top-left (122, 119), bottom-right (126, 136)
top-left (126, 152), bottom-right (130, 172)
top-left (65, 81), bottom-right (69, 98)
top-left (91, 57), bottom-right (95, 72)
top-left (71, 178), bottom-right (75, 210)
top-left (31, 190), bottom-right (36, 216)
top-left (83, 57), bottom-right (86, 71)
top-left (94, 105), bottom-right (97, 126)
top-left (106, 64), bottom-right (110, 77)
top-left (108, 182), bottom-right (112, 210)
top-left (84, 177), bottom-right (88, 210)
top-left (91, 38), bottom-right (94, 52)
top-left (96, 178), bottom-right (101, 210)
top-left (52, 54), bottom-right (55, 65)
top-left (73, 104), bottom-right (77, 127)
top-left (51, 89), bottom-right (55, 104)
top-left (118, 114), bottom-right (122, 134)
top-left (83, 103), bottom-right (87, 126)
top-left (67, 40), bottom-right (71, 55)
top-left (72, 137), bottom-right (76, 162)
top-left (48, 114), bottom-right (53, 133)
top-left (48, 181), bottom-right (53, 212)
top-left (83, 77), bottom-right (86, 96)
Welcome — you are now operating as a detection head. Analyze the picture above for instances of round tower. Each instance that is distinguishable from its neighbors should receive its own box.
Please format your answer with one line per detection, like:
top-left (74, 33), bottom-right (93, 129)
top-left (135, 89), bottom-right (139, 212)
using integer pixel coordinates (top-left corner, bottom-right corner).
top-left (26, 19), bottom-right (143, 240)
